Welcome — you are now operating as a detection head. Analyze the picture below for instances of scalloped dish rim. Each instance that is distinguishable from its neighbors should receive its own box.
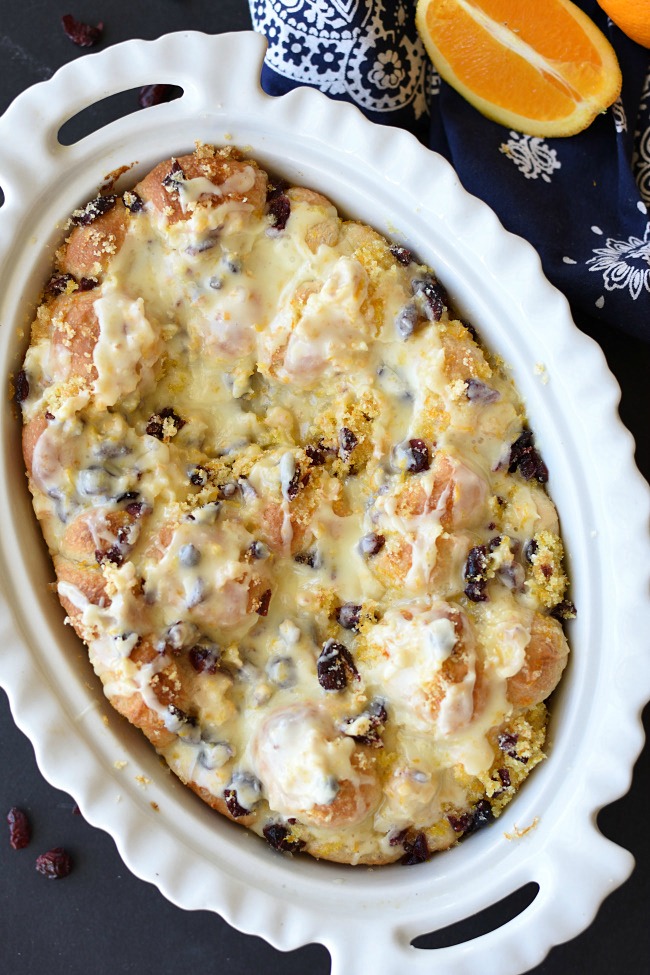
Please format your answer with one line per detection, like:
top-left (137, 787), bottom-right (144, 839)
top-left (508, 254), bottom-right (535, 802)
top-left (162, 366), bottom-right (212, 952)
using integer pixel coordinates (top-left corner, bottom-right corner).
top-left (0, 30), bottom-right (648, 975)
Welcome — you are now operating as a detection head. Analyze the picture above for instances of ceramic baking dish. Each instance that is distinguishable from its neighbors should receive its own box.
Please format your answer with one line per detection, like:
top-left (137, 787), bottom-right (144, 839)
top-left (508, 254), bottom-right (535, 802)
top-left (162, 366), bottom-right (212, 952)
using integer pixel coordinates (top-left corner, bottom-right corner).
top-left (0, 31), bottom-right (648, 975)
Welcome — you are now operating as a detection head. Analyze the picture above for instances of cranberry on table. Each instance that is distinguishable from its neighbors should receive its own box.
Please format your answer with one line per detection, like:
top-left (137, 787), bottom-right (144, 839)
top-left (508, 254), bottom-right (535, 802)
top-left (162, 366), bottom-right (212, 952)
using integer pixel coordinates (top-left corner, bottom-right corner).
top-left (61, 14), bottom-right (103, 47)
top-left (35, 847), bottom-right (72, 879)
top-left (6, 807), bottom-right (30, 850)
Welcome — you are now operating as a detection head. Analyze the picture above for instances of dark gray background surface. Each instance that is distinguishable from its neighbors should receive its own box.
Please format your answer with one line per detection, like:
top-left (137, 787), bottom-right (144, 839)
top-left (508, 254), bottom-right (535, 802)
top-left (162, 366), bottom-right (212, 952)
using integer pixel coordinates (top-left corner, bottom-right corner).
top-left (0, 2), bottom-right (648, 973)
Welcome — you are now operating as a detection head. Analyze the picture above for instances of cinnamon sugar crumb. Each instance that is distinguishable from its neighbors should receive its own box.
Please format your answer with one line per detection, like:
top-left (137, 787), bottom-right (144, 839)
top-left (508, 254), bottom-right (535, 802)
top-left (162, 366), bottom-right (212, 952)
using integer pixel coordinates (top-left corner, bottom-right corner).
top-left (504, 817), bottom-right (539, 840)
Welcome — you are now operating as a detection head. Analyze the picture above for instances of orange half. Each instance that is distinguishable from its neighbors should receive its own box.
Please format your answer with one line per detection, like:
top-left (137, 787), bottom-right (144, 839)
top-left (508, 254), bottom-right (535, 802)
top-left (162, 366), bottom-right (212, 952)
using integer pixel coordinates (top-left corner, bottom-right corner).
top-left (416, 0), bottom-right (622, 136)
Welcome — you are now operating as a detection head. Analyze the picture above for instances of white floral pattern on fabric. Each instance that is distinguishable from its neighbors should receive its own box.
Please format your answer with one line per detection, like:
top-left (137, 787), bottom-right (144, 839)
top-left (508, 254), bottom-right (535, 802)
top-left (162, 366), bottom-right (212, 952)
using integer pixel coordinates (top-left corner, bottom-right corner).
top-left (250, 0), bottom-right (428, 118)
top-left (499, 132), bottom-right (561, 183)
top-left (587, 223), bottom-right (650, 301)
top-left (425, 61), bottom-right (441, 99)
top-left (632, 66), bottom-right (650, 207)
top-left (612, 96), bottom-right (627, 134)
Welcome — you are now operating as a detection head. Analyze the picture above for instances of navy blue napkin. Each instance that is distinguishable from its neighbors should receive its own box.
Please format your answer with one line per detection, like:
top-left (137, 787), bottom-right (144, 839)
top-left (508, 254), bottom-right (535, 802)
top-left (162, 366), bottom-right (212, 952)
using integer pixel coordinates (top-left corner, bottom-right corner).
top-left (249, 0), bottom-right (650, 339)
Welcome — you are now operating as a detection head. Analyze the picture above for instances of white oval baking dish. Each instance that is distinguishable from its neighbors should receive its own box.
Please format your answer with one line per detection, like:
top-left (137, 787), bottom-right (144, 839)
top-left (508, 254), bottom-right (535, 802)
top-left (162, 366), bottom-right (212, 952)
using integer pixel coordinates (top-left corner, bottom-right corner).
top-left (0, 31), bottom-right (648, 975)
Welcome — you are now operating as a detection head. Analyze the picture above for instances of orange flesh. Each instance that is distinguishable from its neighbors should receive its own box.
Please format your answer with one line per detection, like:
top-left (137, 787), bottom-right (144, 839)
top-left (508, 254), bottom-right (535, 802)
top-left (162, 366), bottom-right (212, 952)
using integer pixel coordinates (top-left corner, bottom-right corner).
top-left (470, 0), bottom-right (602, 63)
top-left (423, 0), bottom-right (618, 122)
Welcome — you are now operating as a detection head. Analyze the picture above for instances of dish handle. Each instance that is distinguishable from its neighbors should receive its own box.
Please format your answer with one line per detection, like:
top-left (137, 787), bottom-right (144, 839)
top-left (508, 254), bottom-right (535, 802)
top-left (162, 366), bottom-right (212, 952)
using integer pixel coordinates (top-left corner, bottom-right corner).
top-left (0, 31), bottom-right (268, 192)
top-left (326, 837), bottom-right (633, 975)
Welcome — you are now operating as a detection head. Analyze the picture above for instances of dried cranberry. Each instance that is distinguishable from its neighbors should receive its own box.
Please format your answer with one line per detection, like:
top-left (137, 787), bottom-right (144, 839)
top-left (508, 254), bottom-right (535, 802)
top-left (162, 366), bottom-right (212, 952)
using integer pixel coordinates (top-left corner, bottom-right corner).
top-left (389, 828), bottom-right (409, 848)
top-left (401, 832), bottom-right (430, 865)
top-left (497, 732), bottom-right (518, 756)
top-left (551, 599), bottom-right (577, 621)
top-left (7, 807), bottom-right (30, 849)
top-left (524, 538), bottom-right (538, 563)
top-left (284, 468), bottom-right (302, 502)
top-left (168, 704), bottom-right (195, 725)
top-left (405, 438), bottom-right (430, 473)
top-left (463, 545), bottom-right (489, 602)
top-left (305, 443), bottom-right (325, 465)
top-left (266, 178), bottom-right (290, 201)
top-left (447, 811), bottom-right (473, 833)
top-left (338, 427), bottom-right (358, 458)
top-left (335, 602), bottom-right (361, 631)
top-left (35, 847), bottom-right (72, 879)
top-left (138, 84), bottom-right (181, 109)
top-left (189, 644), bottom-right (219, 675)
top-left (146, 407), bottom-right (185, 440)
top-left (449, 800), bottom-right (493, 835)
top-left (45, 272), bottom-right (76, 297)
top-left (14, 370), bottom-right (29, 404)
top-left (116, 491), bottom-right (138, 504)
top-left (78, 276), bottom-right (99, 292)
top-left (519, 451), bottom-right (548, 482)
top-left (189, 465), bottom-right (209, 487)
top-left (239, 477), bottom-right (257, 502)
top-left (294, 550), bottom-right (321, 568)
top-left (61, 14), bottom-right (103, 47)
top-left (344, 700), bottom-right (387, 747)
top-left (465, 378), bottom-right (500, 404)
top-left (498, 767), bottom-right (511, 788)
top-left (123, 190), bottom-right (144, 212)
top-left (462, 320), bottom-right (479, 342)
top-left (497, 732), bottom-right (528, 763)
top-left (395, 302), bottom-right (420, 340)
top-left (247, 541), bottom-right (270, 561)
top-left (179, 544), bottom-right (201, 568)
top-left (508, 430), bottom-right (548, 484)
top-left (473, 800), bottom-right (494, 829)
top-left (317, 640), bottom-right (358, 691)
top-left (389, 244), bottom-right (413, 266)
top-left (412, 275), bottom-right (447, 321)
top-left (224, 788), bottom-right (250, 819)
top-left (358, 532), bottom-right (385, 558)
top-left (70, 194), bottom-right (117, 227)
top-left (162, 159), bottom-right (185, 191)
top-left (263, 823), bottom-right (306, 853)
top-left (257, 589), bottom-right (272, 617)
top-left (95, 546), bottom-right (124, 567)
top-left (497, 561), bottom-right (525, 591)
top-left (268, 194), bottom-right (291, 231)
top-left (125, 501), bottom-right (147, 518)
top-left (305, 441), bottom-right (335, 465)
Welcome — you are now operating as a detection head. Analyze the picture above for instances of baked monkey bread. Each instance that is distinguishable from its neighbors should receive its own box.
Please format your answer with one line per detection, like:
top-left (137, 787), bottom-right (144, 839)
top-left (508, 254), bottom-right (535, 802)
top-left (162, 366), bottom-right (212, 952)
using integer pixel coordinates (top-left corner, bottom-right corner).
top-left (16, 144), bottom-right (572, 865)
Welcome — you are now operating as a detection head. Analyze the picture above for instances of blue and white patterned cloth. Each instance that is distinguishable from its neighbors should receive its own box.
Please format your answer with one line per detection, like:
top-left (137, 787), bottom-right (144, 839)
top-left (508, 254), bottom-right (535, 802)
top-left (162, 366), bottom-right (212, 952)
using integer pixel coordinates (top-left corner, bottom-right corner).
top-left (249, 0), bottom-right (650, 339)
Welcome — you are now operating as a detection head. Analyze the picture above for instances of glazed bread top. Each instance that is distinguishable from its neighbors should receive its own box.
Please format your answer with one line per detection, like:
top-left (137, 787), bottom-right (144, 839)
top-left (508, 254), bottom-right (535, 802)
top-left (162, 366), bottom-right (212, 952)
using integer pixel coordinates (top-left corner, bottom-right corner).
top-left (18, 144), bottom-right (571, 865)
